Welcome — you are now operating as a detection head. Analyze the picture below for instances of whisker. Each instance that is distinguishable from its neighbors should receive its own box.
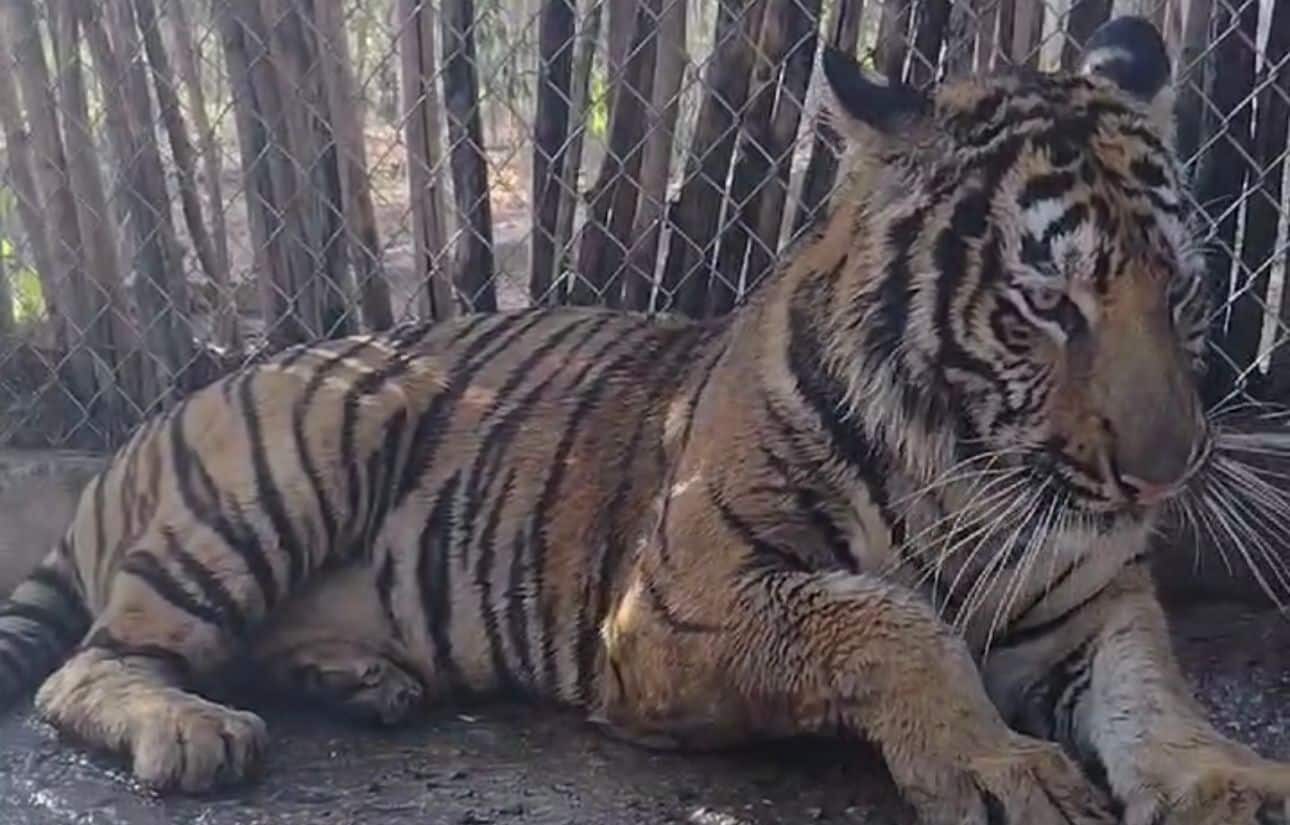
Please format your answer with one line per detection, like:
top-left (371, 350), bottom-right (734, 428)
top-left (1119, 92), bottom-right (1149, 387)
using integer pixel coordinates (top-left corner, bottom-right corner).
top-left (947, 486), bottom-right (1047, 634)
top-left (981, 485), bottom-right (1062, 655)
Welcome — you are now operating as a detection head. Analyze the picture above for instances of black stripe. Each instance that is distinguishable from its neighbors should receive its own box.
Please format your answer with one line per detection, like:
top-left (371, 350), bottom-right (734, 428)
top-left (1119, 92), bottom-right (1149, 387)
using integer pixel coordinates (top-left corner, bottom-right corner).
top-left (788, 282), bottom-right (900, 531)
top-left (29, 567), bottom-right (88, 625)
top-left (458, 317), bottom-right (605, 574)
top-left (417, 472), bottom-right (466, 692)
top-left (0, 641), bottom-right (33, 688)
top-left (293, 337), bottom-right (376, 556)
top-left (1018, 171), bottom-right (1077, 208)
top-left (341, 351), bottom-right (422, 548)
top-left (575, 328), bottom-right (707, 703)
top-left (83, 629), bottom-right (193, 682)
top-left (362, 408), bottom-right (409, 550)
top-left (506, 525), bottom-right (535, 688)
top-left (865, 213), bottom-right (921, 365)
top-left (474, 469), bottom-right (519, 693)
top-left (710, 484), bottom-right (811, 573)
top-left (375, 551), bottom-right (403, 642)
top-left (240, 372), bottom-right (309, 589)
top-left (997, 584), bottom-right (1108, 649)
top-left (757, 444), bottom-right (858, 573)
top-left (170, 403), bottom-right (279, 612)
top-left (0, 602), bottom-right (80, 648)
top-left (643, 573), bottom-right (723, 634)
top-left (677, 330), bottom-right (728, 452)
top-left (120, 551), bottom-right (229, 632)
top-left (527, 320), bottom-right (660, 695)
top-left (91, 473), bottom-right (109, 585)
top-left (277, 341), bottom-right (316, 369)
top-left (395, 312), bottom-right (548, 509)
top-left (162, 531), bottom-right (249, 641)
top-left (1042, 203), bottom-right (1089, 243)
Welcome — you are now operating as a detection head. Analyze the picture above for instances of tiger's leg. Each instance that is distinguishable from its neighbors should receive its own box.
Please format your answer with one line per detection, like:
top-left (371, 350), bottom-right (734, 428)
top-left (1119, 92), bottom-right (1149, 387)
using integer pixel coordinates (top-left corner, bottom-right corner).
top-left (984, 562), bottom-right (1290, 825)
top-left (253, 639), bottom-right (425, 726)
top-left (598, 569), bottom-right (1116, 825)
top-left (33, 531), bottom-right (276, 792)
top-left (249, 565), bottom-right (425, 726)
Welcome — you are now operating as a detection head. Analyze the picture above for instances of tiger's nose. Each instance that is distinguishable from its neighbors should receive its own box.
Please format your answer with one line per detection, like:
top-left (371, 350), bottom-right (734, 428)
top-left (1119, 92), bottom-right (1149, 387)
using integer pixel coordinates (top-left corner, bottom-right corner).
top-left (1117, 474), bottom-right (1178, 506)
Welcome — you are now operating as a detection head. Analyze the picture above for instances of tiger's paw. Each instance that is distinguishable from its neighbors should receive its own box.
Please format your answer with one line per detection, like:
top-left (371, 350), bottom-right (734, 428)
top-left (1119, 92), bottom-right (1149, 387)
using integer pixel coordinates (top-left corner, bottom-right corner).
top-left (276, 647), bottom-right (426, 726)
top-left (1119, 744), bottom-right (1290, 825)
top-left (130, 693), bottom-right (268, 793)
top-left (968, 737), bottom-right (1118, 825)
top-left (901, 736), bottom-right (1117, 825)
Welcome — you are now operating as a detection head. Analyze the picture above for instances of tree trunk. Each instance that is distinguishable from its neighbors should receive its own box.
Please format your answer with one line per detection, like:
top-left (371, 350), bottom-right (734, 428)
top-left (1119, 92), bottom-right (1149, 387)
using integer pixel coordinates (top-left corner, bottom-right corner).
top-left (1061, 0), bottom-right (1112, 69)
top-left (975, 0), bottom-right (1000, 71)
top-left (792, 0), bottom-right (864, 240)
top-left (220, 1), bottom-right (345, 349)
top-left (166, 0), bottom-right (236, 349)
top-left (441, 0), bottom-right (499, 312)
top-left (994, 0), bottom-right (1017, 68)
top-left (95, 0), bottom-right (196, 398)
top-left (0, 62), bottom-right (58, 329)
top-left (712, 0), bottom-right (823, 313)
top-left (1175, 0), bottom-right (1213, 167)
top-left (400, 0), bottom-right (455, 320)
top-left (660, 0), bottom-right (768, 317)
top-left (573, 0), bottom-right (661, 307)
top-left (1248, 0), bottom-right (1290, 394)
top-left (908, 0), bottom-right (951, 87)
top-left (606, 0), bottom-right (636, 80)
top-left (1197, 0), bottom-right (1258, 403)
top-left (133, 0), bottom-right (235, 346)
top-left (316, 0), bottom-right (395, 331)
top-left (1010, 0), bottom-right (1044, 67)
top-left (0, 206), bottom-right (12, 337)
top-left (269, 0), bottom-right (357, 340)
top-left (47, 0), bottom-right (138, 434)
top-left (875, 0), bottom-right (912, 81)
top-left (624, 0), bottom-right (688, 311)
top-left (531, 0), bottom-right (577, 305)
top-left (552, 0), bottom-right (604, 299)
top-left (943, 0), bottom-right (978, 77)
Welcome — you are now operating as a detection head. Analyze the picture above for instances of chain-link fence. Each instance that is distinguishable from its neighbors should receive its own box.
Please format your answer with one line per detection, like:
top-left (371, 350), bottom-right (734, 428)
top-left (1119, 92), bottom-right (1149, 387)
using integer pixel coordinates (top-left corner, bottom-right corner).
top-left (0, 0), bottom-right (1286, 450)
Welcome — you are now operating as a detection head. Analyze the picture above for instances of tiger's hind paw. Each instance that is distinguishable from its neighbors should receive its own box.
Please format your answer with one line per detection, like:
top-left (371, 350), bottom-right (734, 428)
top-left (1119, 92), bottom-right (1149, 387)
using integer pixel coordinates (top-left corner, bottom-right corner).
top-left (271, 644), bottom-right (426, 726)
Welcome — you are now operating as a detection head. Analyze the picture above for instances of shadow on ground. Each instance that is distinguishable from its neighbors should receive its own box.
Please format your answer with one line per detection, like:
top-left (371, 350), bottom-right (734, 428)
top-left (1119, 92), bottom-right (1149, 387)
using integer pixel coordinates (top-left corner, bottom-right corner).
top-left (1, 604), bottom-right (1288, 825)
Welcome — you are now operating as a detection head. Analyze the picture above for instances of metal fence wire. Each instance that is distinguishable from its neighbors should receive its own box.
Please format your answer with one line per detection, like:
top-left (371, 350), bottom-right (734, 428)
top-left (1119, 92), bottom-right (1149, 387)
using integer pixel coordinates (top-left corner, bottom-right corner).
top-left (0, 0), bottom-right (1286, 449)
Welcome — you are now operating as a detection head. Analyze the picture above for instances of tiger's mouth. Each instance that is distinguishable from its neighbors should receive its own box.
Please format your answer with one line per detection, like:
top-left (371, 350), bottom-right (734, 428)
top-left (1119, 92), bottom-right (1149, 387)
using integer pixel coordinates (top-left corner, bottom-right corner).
top-left (1029, 435), bottom-right (1212, 520)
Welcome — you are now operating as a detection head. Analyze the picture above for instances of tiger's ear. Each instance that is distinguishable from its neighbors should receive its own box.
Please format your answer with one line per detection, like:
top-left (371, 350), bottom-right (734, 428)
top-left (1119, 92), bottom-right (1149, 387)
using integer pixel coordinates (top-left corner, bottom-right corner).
top-left (821, 46), bottom-right (930, 143)
top-left (1079, 16), bottom-right (1174, 133)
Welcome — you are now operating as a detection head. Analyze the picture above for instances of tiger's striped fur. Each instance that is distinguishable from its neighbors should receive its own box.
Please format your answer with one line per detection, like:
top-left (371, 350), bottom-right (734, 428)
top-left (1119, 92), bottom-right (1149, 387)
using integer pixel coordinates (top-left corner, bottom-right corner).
top-left (3, 16), bottom-right (1290, 824)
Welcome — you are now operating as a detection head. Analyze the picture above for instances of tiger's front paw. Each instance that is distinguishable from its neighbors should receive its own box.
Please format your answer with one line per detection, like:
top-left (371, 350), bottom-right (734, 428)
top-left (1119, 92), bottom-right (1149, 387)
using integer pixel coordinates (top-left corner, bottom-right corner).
top-left (1120, 744), bottom-right (1290, 825)
top-left (899, 735), bottom-right (1117, 825)
top-left (969, 737), bottom-right (1118, 825)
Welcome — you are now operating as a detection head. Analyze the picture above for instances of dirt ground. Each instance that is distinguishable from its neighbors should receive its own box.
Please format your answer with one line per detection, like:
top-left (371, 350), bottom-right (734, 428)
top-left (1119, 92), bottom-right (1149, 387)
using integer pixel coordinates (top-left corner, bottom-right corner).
top-left (1, 603), bottom-right (1288, 825)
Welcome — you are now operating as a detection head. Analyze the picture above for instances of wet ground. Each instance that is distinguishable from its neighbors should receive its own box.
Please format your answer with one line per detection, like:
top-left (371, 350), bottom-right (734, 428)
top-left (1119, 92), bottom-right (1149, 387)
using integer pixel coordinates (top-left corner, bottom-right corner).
top-left (1, 603), bottom-right (1288, 825)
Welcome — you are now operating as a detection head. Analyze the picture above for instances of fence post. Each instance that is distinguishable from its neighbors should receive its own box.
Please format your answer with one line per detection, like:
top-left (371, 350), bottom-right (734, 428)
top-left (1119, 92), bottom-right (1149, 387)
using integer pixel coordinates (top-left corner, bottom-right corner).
top-left (401, 0), bottom-right (456, 322)
top-left (793, 0), bottom-right (864, 241)
top-left (441, 0), bottom-right (500, 313)
top-left (1198, 0), bottom-right (1258, 403)
top-left (660, 0), bottom-right (768, 317)
top-left (574, 0), bottom-right (662, 308)
top-left (532, 0), bottom-right (577, 306)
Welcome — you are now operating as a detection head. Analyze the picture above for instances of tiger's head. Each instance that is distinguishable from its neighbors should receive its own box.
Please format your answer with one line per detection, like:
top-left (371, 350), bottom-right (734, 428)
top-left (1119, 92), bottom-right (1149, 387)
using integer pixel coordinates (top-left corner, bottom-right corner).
top-left (817, 17), bottom-right (1209, 523)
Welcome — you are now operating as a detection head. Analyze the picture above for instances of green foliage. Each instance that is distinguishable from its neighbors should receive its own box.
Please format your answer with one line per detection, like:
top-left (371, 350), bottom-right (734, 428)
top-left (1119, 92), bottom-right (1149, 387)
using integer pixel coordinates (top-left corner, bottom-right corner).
top-left (1, 239), bottom-right (44, 324)
top-left (587, 70), bottom-right (609, 140)
top-left (0, 189), bottom-right (43, 324)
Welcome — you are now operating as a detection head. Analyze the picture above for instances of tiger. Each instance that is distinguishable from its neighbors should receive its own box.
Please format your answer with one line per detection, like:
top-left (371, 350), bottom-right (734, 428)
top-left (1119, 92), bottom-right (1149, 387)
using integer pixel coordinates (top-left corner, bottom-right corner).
top-left (2, 14), bottom-right (1289, 824)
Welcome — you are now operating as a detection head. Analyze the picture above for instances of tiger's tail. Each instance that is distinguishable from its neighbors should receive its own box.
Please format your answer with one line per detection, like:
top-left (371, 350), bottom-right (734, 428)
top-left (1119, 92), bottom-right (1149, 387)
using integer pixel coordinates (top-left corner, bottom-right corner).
top-left (0, 537), bottom-right (91, 708)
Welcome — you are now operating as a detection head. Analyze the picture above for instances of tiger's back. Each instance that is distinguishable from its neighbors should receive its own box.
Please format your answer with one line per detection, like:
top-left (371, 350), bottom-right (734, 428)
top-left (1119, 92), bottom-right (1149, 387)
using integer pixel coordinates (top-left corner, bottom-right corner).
top-left (2, 306), bottom-right (720, 723)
